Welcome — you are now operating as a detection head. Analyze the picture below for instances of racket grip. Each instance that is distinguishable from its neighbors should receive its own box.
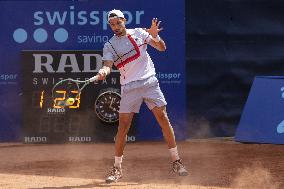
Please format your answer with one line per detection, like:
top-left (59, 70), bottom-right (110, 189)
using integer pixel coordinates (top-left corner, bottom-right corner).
top-left (89, 75), bottom-right (99, 82)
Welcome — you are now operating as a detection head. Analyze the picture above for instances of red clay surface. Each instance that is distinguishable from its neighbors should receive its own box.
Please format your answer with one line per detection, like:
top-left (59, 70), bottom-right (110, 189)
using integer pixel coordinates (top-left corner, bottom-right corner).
top-left (0, 138), bottom-right (283, 189)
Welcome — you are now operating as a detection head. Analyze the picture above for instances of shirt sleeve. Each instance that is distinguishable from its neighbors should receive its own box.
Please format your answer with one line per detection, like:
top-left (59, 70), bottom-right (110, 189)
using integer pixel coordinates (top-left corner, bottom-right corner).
top-left (137, 28), bottom-right (152, 43)
top-left (102, 42), bottom-right (114, 61)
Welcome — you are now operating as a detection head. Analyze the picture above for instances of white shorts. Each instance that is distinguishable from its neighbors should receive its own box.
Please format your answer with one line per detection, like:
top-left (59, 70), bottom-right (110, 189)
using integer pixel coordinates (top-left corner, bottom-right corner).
top-left (119, 76), bottom-right (167, 113)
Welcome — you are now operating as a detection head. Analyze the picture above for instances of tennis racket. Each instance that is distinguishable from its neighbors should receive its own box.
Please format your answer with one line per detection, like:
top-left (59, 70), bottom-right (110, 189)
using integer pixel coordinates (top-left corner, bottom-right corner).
top-left (52, 75), bottom-right (99, 108)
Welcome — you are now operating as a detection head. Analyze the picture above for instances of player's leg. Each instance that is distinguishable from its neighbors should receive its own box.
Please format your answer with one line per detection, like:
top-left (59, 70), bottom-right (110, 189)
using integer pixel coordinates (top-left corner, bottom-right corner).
top-left (151, 106), bottom-right (188, 176)
top-left (106, 83), bottom-right (142, 183)
top-left (151, 106), bottom-right (176, 149)
top-left (106, 112), bottom-right (134, 183)
top-left (115, 113), bottom-right (135, 158)
top-left (143, 76), bottom-right (188, 176)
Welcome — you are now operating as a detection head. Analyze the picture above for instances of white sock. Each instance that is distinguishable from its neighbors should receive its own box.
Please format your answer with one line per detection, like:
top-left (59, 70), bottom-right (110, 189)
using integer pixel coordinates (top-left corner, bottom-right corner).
top-left (114, 156), bottom-right (123, 168)
top-left (169, 146), bottom-right (180, 162)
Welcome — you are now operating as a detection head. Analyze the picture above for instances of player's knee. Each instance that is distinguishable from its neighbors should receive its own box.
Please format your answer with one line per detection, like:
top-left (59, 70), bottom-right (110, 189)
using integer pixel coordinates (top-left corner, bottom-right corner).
top-left (119, 118), bottom-right (131, 126)
top-left (160, 112), bottom-right (169, 122)
top-left (118, 121), bottom-right (131, 134)
top-left (117, 127), bottom-right (129, 137)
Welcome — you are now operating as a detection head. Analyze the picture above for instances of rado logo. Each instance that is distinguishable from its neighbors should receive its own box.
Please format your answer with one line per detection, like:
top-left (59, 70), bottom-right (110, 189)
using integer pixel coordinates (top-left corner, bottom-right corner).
top-left (24, 136), bottom-right (47, 143)
top-left (32, 52), bottom-right (119, 73)
top-left (69, 136), bottom-right (92, 142)
top-left (114, 135), bottom-right (136, 142)
top-left (33, 53), bottom-right (102, 73)
top-left (47, 108), bottom-right (65, 114)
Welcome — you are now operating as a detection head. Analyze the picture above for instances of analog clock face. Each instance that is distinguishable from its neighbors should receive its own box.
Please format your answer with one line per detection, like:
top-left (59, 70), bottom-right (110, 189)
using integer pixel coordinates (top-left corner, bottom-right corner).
top-left (95, 91), bottom-right (121, 123)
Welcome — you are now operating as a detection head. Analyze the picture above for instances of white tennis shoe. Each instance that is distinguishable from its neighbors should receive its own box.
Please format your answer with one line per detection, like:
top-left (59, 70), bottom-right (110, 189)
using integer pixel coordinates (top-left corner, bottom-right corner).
top-left (172, 159), bottom-right (189, 176)
top-left (105, 166), bottom-right (123, 183)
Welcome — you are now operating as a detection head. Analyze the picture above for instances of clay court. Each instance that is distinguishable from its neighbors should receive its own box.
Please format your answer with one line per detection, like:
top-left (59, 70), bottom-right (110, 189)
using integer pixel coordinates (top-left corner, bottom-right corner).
top-left (0, 138), bottom-right (283, 189)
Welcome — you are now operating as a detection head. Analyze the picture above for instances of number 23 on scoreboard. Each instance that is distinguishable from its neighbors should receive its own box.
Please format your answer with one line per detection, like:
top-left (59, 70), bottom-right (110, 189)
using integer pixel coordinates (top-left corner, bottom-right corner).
top-left (39, 90), bottom-right (81, 109)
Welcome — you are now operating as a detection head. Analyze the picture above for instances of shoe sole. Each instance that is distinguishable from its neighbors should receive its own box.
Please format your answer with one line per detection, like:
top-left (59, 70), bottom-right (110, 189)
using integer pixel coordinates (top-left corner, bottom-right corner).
top-left (179, 171), bottom-right (189, 176)
top-left (105, 176), bottom-right (122, 184)
top-left (105, 179), bottom-right (116, 184)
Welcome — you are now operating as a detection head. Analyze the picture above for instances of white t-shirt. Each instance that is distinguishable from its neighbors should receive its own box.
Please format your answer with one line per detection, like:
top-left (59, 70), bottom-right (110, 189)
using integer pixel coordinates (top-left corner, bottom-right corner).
top-left (102, 28), bottom-right (155, 85)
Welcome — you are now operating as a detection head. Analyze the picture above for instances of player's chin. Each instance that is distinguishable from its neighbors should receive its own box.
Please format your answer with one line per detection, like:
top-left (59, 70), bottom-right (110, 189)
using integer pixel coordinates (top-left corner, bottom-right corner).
top-left (114, 30), bottom-right (122, 36)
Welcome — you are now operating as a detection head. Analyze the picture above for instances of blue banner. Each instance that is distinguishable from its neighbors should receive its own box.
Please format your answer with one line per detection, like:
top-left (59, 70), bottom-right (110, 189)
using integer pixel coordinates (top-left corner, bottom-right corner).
top-left (235, 76), bottom-right (284, 144)
top-left (0, 1), bottom-right (185, 142)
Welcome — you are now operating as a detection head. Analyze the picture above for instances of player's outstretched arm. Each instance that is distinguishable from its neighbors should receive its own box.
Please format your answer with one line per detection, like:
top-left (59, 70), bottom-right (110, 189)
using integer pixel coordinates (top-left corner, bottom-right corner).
top-left (146, 18), bottom-right (166, 51)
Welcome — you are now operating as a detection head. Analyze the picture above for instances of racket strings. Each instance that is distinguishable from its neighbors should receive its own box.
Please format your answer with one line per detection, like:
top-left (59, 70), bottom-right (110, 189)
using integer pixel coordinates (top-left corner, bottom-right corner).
top-left (53, 80), bottom-right (79, 99)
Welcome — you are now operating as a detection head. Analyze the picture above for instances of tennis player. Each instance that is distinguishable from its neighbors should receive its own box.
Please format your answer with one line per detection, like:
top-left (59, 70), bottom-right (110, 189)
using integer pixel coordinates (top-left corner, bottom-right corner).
top-left (96, 9), bottom-right (188, 183)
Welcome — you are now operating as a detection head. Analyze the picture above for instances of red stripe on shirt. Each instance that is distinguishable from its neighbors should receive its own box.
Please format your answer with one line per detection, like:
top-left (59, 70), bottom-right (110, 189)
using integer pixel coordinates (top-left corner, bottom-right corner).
top-left (116, 34), bottom-right (141, 69)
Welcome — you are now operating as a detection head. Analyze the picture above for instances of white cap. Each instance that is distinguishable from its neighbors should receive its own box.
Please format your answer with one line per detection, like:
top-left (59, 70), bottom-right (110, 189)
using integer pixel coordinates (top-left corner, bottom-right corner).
top-left (108, 9), bottom-right (125, 21)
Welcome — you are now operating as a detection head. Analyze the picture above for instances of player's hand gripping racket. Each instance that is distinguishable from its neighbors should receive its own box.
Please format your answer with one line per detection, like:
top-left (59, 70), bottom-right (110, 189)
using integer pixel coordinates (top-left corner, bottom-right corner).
top-left (51, 75), bottom-right (99, 108)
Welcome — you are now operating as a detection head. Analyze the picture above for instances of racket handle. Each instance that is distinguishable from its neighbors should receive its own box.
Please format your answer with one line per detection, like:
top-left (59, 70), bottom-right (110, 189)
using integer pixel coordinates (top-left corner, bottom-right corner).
top-left (89, 75), bottom-right (99, 82)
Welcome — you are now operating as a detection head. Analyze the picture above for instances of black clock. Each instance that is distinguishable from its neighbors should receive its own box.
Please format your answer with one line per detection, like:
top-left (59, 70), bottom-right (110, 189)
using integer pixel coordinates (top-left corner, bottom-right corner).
top-left (94, 88), bottom-right (121, 123)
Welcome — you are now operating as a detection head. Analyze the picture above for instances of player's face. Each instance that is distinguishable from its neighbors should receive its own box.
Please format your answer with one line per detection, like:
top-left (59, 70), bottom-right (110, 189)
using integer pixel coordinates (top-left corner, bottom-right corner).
top-left (108, 18), bottom-right (126, 36)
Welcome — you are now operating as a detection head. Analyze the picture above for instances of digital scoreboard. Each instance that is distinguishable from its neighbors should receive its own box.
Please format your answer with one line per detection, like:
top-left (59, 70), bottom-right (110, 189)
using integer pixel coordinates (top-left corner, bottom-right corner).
top-left (21, 50), bottom-right (136, 143)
